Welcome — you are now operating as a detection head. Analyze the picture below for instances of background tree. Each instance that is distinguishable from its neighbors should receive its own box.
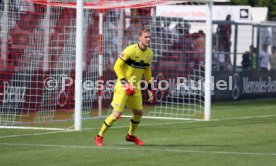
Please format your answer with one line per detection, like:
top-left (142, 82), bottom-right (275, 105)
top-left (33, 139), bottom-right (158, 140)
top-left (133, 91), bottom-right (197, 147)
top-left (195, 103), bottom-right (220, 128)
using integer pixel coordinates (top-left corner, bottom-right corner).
top-left (230, 0), bottom-right (276, 20)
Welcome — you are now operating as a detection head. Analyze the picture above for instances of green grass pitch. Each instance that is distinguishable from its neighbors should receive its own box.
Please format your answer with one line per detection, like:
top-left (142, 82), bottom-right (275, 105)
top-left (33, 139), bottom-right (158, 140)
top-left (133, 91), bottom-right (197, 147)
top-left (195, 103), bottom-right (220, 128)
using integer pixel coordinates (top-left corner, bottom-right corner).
top-left (0, 99), bottom-right (276, 166)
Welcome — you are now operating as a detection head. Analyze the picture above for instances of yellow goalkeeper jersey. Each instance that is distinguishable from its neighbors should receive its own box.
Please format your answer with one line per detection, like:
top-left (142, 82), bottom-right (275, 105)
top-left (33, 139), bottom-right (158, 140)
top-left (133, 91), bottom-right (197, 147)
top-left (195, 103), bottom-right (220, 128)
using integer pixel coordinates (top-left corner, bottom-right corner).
top-left (114, 43), bottom-right (153, 89)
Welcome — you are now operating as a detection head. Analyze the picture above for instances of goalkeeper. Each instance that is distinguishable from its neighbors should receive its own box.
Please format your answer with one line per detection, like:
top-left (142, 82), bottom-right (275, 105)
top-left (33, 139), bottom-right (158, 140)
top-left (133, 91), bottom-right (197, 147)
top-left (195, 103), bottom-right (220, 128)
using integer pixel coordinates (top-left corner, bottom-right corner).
top-left (95, 26), bottom-right (154, 146)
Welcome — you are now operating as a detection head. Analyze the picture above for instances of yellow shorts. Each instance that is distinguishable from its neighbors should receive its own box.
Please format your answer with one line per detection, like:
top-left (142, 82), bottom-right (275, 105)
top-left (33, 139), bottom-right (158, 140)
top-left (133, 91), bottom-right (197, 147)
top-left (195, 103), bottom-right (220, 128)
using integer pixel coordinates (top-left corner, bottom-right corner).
top-left (111, 87), bottom-right (143, 112)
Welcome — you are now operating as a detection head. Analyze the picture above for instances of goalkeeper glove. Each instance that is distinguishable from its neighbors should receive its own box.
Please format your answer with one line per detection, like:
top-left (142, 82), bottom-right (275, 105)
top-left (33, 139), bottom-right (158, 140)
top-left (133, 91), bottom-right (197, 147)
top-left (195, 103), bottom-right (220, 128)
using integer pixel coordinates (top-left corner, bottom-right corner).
top-left (147, 84), bottom-right (154, 103)
top-left (121, 78), bottom-right (136, 96)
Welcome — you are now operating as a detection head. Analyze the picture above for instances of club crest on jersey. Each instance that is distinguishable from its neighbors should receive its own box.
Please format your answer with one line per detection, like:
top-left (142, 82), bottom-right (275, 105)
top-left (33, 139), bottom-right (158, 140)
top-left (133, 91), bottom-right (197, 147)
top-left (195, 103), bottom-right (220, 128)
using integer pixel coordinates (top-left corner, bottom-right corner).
top-left (145, 55), bottom-right (149, 59)
top-left (120, 53), bottom-right (125, 58)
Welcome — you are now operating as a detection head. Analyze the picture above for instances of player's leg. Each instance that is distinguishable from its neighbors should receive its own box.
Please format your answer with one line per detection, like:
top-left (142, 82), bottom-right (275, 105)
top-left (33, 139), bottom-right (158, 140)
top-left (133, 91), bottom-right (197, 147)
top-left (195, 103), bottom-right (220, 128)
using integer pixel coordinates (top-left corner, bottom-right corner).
top-left (95, 89), bottom-right (127, 146)
top-left (125, 95), bottom-right (145, 146)
top-left (128, 109), bottom-right (143, 136)
top-left (98, 110), bottom-right (121, 137)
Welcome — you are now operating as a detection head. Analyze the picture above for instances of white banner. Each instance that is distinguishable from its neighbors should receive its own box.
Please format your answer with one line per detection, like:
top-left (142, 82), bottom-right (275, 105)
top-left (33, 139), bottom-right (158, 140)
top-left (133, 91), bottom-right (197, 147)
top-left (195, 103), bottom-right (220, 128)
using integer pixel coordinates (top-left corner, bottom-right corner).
top-left (156, 5), bottom-right (266, 23)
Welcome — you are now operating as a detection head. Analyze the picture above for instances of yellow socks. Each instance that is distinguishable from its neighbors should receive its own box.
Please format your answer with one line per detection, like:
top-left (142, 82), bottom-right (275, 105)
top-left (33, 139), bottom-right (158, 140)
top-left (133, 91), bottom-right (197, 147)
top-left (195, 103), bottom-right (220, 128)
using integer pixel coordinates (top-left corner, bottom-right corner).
top-left (98, 114), bottom-right (117, 137)
top-left (98, 114), bottom-right (142, 137)
top-left (128, 114), bottom-right (142, 136)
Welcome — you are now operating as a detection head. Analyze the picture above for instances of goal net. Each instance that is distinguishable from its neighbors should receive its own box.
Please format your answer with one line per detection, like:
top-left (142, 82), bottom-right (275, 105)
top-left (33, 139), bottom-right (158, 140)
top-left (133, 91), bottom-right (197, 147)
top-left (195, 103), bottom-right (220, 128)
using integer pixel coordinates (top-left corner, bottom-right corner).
top-left (0, 0), bottom-right (212, 130)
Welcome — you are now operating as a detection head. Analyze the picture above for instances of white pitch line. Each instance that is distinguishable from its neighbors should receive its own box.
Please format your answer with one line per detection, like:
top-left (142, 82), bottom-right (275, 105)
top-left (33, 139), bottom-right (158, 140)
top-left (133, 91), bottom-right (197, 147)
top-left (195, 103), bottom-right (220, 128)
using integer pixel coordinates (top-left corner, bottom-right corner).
top-left (0, 126), bottom-right (74, 131)
top-left (0, 114), bottom-right (276, 139)
top-left (0, 142), bottom-right (275, 157)
top-left (0, 130), bottom-right (74, 139)
top-left (214, 105), bottom-right (276, 110)
top-left (212, 114), bottom-right (276, 121)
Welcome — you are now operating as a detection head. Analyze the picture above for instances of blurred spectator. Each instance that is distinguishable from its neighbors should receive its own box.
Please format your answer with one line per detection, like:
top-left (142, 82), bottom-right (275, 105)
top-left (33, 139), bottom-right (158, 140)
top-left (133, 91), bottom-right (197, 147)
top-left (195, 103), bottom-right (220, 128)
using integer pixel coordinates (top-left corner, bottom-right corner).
top-left (270, 46), bottom-right (276, 70)
top-left (176, 22), bottom-right (193, 53)
top-left (107, 52), bottom-right (115, 71)
top-left (180, 23), bottom-right (193, 71)
top-left (0, 0), bottom-right (3, 17)
top-left (171, 23), bottom-right (182, 47)
top-left (172, 23), bottom-right (184, 51)
top-left (241, 45), bottom-right (254, 70)
top-left (225, 58), bottom-right (233, 71)
top-left (193, 30), bottom-right (205, 57)
top-left (259, 44), bottom-right (271, 71)
top-left (216, 14), bottom-right (232, 68)
top-left (251, 46), bottom-right (257, 70)
top-left (212, 45), bottom-right (219, 71)
top-left (151, 21), bottom-right (163, 55)
top-left (193, 30), bottom-right (205, 68)
top-left (216, 15), bottom-right (232, 52)
top-left (213, 44), bottom-right (225, 71)
top-left (171, 22), bottom-right (192, 74)
top-left (162, 21), bottom-right (173, 51)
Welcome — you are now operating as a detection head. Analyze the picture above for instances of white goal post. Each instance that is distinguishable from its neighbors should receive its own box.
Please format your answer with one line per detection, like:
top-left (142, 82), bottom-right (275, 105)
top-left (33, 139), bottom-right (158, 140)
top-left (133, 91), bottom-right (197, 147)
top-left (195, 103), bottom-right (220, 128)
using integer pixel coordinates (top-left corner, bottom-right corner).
top-left (0, 0), bottom-right (213, 130)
